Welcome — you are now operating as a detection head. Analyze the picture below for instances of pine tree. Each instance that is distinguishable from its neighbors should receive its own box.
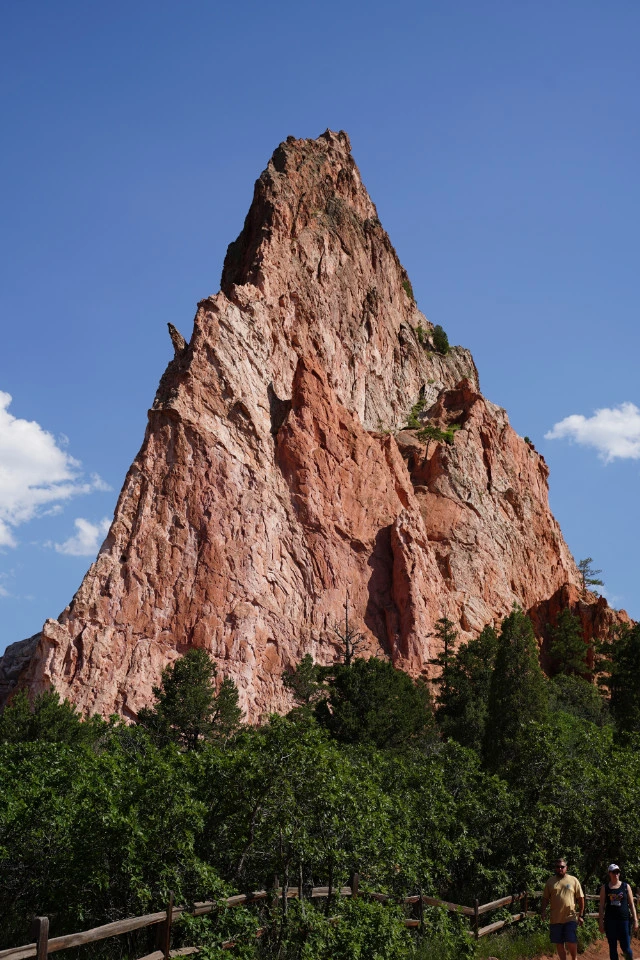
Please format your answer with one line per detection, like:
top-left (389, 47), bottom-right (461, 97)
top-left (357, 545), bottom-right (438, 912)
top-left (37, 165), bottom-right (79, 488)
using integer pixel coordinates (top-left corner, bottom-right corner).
top-left (483, 608), bottom-right (548, 773)
top-left (283, 654), bottom-right (325, 709)
top-left (548, 607), bottom-right (591, 677)
top-left (432, 324), bottom-right (450, 355)
top-left (138, 648), bottom-right (242, 749)
top-left (435, 624), bottom-right (498, 750)
top-left (314, 657), bottom-right (433, 748)
top-left (0, 689), bottom-right (105, 745)
top-left (429, 616), bottom-right (459, 702)
top-left (597, 623), bottom-right (640, 736)
top-left (577, 557), bottom-right (604, 596)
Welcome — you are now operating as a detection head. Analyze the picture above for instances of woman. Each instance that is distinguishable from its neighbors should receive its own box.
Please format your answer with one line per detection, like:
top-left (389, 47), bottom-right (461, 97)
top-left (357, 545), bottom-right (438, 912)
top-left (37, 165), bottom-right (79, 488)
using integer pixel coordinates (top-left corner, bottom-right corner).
top-left (599, 863), bottom-right (638, 960)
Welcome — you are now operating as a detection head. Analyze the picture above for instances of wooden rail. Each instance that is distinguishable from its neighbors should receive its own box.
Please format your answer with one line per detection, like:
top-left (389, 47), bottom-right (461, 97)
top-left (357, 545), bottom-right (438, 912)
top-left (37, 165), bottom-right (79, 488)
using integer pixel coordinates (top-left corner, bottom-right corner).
top-left (5, 881), bottom-right (639, 956)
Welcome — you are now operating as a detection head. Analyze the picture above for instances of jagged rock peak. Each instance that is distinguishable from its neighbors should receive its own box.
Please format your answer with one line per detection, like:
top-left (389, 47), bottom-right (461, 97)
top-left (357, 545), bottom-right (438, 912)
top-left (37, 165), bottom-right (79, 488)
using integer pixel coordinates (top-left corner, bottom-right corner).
top-left (0, 129), bottom-right (622, 723)
top-left (222, 130), bottom-right (378, 292)
top-left (217, 129), bottom-right (478, 432)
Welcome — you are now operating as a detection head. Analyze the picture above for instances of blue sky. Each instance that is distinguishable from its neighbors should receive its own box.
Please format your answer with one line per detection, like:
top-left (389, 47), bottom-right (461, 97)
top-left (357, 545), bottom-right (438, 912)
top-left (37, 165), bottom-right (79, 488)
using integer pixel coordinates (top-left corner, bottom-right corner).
top-left (1, 0), bottom-right (638, 653)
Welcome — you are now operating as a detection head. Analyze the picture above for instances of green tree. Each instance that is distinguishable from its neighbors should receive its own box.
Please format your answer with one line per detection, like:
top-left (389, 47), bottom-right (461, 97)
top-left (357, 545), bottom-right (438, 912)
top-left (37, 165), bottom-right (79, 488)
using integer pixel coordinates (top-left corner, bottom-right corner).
top-left (315, 658), bottom-right (433, 749)
top-left (429, 616), bottom-right (459, 703)
top-left (435, 625), bottom-right (498, 750)
top-left (578, 557), bottom-right (604, 596)
top-left (416, 423), bottom-right (458, 456)
top-left (432, 324), bottom-right (450, 355)
top-left (283, 654), bottom-right (326, 718)
top-left (138, 649), bottom-right (242, 750)
top-left (483, 608), bottom-right (548, 773)
top-left (597, 623), bottom-right (640, 736)
top-left (548, 607), bottom-right (591, 677)
top-left (547, 674), bottom-right (609, 727)
top-left (0, 689), bottom-right (105, 746)
top-left (0, 737), bottom-right (221, 946)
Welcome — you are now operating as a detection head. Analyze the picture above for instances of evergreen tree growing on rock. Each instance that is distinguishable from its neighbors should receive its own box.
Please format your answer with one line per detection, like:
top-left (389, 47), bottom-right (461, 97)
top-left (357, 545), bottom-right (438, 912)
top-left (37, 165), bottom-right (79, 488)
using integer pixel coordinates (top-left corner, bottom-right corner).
top-left (432, 324), bottom-right (450, 355)
top-left (578, 557), bottom-right (604, 597)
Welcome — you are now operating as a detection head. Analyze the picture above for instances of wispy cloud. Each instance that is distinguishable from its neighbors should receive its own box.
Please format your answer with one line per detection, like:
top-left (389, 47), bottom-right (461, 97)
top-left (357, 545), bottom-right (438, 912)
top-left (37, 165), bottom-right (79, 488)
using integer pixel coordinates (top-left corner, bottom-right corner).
top-left (545, 402), bottom-right (640, 462)
top-left (54, 517), bottom-right (111, 557)
top-left (0, 391), bottom-right (110, 546)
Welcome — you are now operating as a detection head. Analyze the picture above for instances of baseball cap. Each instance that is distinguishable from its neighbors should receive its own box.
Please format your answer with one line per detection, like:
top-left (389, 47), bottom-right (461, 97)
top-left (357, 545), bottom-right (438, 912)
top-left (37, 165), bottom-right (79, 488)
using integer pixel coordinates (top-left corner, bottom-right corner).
top-left (608, 863), bottom-right (620, 872)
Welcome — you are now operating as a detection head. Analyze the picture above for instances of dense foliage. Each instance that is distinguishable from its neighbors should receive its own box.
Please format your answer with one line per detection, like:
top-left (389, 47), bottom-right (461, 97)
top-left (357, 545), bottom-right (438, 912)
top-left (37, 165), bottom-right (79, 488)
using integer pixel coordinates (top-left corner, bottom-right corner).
top-left (2, 614), bottom-right (640, 958)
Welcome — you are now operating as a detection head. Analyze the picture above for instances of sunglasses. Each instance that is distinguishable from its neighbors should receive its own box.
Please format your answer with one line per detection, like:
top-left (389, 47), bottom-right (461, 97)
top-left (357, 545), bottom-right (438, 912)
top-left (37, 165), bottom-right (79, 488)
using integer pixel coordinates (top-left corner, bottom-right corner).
top-left (555, 865), bottom-right (567, 870)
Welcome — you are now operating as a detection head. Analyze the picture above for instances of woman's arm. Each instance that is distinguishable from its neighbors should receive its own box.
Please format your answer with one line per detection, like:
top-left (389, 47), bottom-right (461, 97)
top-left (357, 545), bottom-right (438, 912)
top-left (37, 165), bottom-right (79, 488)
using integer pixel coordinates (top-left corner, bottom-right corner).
top-left (626, 883), bottom-right (638, 929)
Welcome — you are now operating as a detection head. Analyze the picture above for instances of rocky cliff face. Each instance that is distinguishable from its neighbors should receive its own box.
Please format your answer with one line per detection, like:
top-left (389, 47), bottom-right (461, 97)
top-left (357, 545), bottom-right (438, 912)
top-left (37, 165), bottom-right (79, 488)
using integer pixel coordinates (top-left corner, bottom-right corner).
top-left (0, 130), bottom-right (621, 718)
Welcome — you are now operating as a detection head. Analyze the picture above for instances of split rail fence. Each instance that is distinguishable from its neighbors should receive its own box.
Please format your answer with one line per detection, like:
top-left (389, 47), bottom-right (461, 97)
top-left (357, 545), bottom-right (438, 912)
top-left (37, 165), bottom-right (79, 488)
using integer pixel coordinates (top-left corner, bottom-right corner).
top-left (3, 881), bottom-right (639, 960)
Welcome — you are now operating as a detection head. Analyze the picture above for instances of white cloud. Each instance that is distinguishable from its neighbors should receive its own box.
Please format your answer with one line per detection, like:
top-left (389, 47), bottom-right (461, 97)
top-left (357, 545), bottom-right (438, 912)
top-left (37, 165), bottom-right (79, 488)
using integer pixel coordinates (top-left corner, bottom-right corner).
top-left (0, 391), bottom-right (110, 546)
top-left (54, 517), bottom-right (111, 556)
top-left (545, 402), bottom-right (640, 462)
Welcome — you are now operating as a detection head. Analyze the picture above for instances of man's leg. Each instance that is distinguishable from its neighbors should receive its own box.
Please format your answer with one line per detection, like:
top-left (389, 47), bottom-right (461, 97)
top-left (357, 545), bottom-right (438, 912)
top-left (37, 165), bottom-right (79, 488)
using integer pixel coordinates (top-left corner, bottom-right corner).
top-left (550, 924), bottom-right (566, 960)
top-left (565, 921), bottom-right (578, 960)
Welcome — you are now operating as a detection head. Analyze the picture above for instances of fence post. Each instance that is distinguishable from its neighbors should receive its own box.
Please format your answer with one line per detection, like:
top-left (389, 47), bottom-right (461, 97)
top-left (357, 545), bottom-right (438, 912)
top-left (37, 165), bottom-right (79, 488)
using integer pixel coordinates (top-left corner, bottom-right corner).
top-left (31, 918), bottom-right (49, 960)
top-left (156, 891), bottom-right (174, 960)
top-left (418, 887), bottom-right (424, 932)
top-left (271, 874), bottom-right (279, 911)
top-left (524, 888), bottom-right (529, 917)
top-left (474, 898), bottom-right (479, 940)
top-left (349, 871), bottom-right (359, 899)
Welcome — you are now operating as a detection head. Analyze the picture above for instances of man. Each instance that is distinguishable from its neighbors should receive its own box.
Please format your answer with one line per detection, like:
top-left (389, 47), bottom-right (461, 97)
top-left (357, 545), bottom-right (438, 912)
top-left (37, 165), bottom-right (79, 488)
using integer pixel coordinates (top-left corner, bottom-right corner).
top-left (540, 858), bottom-right (585, 960)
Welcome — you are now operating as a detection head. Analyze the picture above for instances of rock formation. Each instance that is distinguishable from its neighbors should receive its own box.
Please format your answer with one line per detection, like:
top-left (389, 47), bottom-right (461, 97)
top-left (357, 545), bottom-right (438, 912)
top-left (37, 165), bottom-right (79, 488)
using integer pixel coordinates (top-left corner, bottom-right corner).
top-left (0, 130), bottom-right (625, 719)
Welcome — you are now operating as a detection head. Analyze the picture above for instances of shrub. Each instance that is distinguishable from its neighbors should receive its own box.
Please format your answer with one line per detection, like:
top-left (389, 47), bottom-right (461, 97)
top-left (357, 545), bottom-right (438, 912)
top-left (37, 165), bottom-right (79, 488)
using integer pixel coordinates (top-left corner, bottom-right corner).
top-left (432, 324), bottom-right (450, 355)
top-left (406, 395), bottom-right (427, 429)
top-left (402, 279), bottom-right (415, 301)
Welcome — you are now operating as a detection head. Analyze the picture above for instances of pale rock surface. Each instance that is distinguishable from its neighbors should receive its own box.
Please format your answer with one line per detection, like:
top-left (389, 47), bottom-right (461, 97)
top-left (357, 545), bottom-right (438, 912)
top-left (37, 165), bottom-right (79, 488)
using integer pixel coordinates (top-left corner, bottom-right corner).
top-left (0, 130), bottom-right (625, 718)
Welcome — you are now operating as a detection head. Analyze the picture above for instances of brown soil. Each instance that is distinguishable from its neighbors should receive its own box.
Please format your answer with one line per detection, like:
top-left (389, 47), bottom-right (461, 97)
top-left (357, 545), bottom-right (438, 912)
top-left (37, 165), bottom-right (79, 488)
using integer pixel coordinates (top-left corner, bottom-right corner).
top-left (535, 933), bottom-right (640, 959)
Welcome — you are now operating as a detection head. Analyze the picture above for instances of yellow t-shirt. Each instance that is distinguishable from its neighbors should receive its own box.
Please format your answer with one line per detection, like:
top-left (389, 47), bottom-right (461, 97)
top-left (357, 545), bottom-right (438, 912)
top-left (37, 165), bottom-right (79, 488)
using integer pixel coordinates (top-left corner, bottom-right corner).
top-left (544, 874), bottom-right (584, 924)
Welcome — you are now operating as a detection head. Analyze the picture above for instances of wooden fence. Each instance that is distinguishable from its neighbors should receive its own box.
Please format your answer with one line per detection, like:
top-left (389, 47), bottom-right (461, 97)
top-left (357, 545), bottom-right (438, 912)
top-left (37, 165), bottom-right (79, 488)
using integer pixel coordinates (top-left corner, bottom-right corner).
top-left (4, 881), bottom-right (639, 959)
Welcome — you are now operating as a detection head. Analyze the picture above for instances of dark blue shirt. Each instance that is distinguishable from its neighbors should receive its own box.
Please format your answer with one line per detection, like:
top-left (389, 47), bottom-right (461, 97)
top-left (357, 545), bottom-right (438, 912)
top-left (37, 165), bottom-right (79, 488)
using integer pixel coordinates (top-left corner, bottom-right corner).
top-left (604, 881), bottom-right (630, 921)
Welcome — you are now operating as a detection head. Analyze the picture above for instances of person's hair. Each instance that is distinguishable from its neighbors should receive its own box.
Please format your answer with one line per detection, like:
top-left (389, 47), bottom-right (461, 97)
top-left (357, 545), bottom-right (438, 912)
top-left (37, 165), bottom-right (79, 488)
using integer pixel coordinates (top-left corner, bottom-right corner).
top-left (555, 857), bottom-right (567, 866)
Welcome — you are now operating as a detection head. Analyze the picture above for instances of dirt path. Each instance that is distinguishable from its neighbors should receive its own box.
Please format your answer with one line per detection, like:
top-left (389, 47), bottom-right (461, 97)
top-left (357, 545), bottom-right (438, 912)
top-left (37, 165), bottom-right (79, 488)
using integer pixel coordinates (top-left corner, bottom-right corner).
top-left (533, 934), bottom-right (640, 959)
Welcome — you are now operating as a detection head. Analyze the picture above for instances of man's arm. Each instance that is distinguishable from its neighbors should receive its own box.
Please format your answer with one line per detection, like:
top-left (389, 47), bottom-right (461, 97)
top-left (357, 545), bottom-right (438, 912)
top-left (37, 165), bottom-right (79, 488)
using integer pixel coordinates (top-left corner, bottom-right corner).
top-left (540, 889), bottom-right (549, 920)
top-left (577, 892), bottom-right (585, 925)
top-left (599, 886), bottom-right (605, 933)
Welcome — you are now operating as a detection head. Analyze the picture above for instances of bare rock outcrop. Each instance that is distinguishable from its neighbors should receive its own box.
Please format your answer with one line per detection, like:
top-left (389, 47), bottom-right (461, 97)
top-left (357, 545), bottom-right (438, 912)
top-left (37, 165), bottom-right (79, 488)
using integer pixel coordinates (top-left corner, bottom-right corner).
top-left (0, 130), bottom-right (625, 719)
